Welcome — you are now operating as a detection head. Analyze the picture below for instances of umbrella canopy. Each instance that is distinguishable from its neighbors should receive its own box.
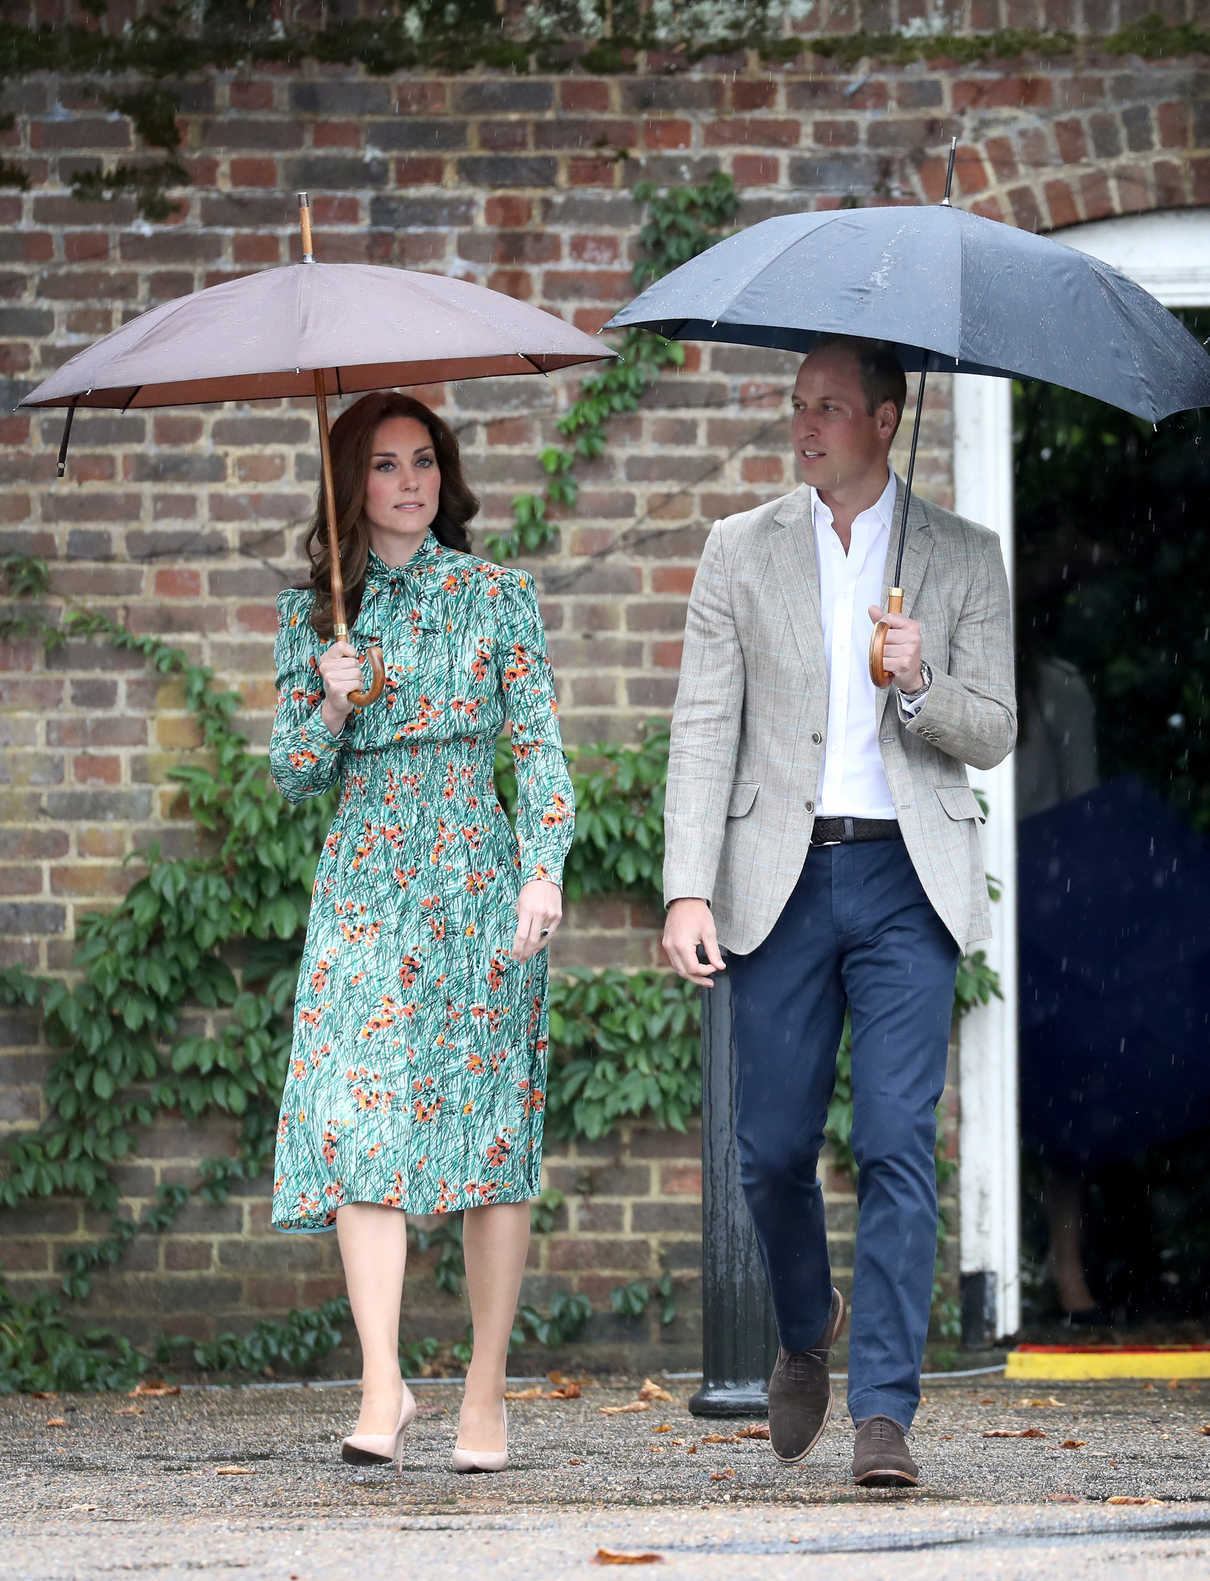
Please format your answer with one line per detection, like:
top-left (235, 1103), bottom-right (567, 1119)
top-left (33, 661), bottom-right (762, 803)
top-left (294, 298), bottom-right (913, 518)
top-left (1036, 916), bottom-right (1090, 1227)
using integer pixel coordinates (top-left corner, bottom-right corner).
top-left (604, 202), bottom-right (1210, 423)
top-left (19, 194), bottom-right (615, 709)
top-left (20, 259), bottom-right (609, 411)
top-left (1018, 777), bottom-right (1210, 1167)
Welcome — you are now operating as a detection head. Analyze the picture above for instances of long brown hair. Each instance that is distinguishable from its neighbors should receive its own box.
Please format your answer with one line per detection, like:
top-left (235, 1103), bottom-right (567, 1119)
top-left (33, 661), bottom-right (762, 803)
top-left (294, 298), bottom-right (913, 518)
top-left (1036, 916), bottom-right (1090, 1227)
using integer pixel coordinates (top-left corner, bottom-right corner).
top-left (305, 392), bottom-right (479, 639)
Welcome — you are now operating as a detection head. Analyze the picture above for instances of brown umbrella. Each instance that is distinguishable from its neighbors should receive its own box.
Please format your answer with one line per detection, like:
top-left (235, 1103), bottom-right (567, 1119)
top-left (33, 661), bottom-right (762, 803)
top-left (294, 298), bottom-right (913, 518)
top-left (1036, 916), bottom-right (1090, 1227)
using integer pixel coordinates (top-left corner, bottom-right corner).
top-left (20, 194), bottom-right (615, 705)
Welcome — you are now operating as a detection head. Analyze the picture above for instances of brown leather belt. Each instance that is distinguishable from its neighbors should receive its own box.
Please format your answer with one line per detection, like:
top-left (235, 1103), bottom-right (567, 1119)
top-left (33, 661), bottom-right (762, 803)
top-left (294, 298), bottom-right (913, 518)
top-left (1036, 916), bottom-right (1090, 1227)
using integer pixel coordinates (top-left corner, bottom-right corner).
top-left (810, 816), bottom-right (901, 846)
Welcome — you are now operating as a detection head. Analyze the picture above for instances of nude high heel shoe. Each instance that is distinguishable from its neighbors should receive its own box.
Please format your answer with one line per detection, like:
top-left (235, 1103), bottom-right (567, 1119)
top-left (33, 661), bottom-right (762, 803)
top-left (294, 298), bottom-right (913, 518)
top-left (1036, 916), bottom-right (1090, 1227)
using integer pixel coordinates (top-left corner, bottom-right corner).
top-left (450, 1402), bottom-right (508, 1473)
top-left (341, 1382), bottom-right (417, 1471)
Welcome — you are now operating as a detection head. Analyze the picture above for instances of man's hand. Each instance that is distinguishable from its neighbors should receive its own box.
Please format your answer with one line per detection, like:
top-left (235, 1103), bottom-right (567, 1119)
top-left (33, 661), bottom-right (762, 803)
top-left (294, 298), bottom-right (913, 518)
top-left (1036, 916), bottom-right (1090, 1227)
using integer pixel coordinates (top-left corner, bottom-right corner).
top-left (868, 606), bottom-right (924, 693)
top-left (662, 897), bottom-right (725, 987)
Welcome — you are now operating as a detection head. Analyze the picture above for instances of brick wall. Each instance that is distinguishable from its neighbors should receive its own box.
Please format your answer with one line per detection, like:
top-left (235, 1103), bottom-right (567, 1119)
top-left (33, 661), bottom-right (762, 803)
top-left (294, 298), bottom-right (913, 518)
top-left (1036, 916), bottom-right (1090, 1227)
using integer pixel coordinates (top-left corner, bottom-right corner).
top-left (0, 0), bottom-right (1204, 1364)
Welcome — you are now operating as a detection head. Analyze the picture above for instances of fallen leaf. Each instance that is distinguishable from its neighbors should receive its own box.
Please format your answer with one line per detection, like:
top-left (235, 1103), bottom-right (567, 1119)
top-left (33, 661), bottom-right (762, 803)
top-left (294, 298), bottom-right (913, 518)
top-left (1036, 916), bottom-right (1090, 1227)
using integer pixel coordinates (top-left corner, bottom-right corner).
top-left (649, 1445), bottom-right (665, 1454)
top-left (1046, 1494), bottom-right (1081, 1503)
top-left (114, 1405), bottom-right (145, 1417)
top-left (1106, 1496), bottom-right (1162, 1506)
top-left (982, 1427), bottom-right (1047, 1438)
top-left (600, 1401), bottom-right (651, 1416)
top-left (30, 1391), bottom-right (57, 1400)
top-left (1015, 1397), bottom-right (1064, 1408)
top-left (685, 1443), bottom-right (697, 1454)
top-left (1059, 1439), bottom-right (1086, 1449)
top-left (1166, 1379), bottom-right (1182, 1391)
top-left (700, 1433), bottom-right (739, 1444)
top-left (1199, 1425), bottom-right (1210, 1436)
top-left (546, 1382), bottom-right (583, 1400)
top-left (940, 1434), bottom-right (954, 1441)
top-left (68, 1505), bottom-right (97, 1513)
top-left (638, 1378), bottom-right (674, 1404)
top-left (593, 1550), bottom-right (663, 1566)
top-left (504, 1385), bottom-right (543, 1401)
top-left (652, 1423), bottom-right (672, 1434)
top-left (548, 1371), bottom-right (592, 1388)
top-left (735, 1423), bottom-right (770, 1439)
top-left (568, 1457), bottom-right (584, 1466)
top-left (130, 1380), bottom-right (180, 1398)
top-left (979, 1396), bottom-right (994, 1404)
top-left (709, 1467), bottom-right (735, 1481)
top-left (214, 1465), bottom-right (254, 1476)
top-left (45, 1418), bottom-right (68, 1428)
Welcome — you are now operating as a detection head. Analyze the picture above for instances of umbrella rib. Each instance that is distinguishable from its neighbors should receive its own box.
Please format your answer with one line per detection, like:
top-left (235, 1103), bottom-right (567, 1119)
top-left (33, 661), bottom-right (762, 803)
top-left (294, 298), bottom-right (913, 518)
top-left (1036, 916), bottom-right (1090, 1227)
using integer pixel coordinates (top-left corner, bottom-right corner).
top-left (121, 387), bottom-right (142, 413)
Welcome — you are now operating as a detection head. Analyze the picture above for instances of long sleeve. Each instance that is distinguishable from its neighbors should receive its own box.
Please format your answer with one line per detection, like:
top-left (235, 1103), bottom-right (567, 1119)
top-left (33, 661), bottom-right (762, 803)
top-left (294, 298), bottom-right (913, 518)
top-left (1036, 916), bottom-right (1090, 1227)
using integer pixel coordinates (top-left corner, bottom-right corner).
top-left (497, 570), bottom-right (574, 885)
top-left (268, 589), bottom-right (347, 803)
top-left (662, 521), bottom-right (746, 905)
top-left (903, 533), bottom-right (1017, 771)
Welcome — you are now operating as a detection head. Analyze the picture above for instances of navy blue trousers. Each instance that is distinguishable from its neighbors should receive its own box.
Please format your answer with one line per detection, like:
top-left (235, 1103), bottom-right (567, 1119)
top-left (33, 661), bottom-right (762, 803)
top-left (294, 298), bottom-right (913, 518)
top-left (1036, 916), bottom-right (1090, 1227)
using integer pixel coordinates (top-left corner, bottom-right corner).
top-left (727, 837), bottom-right (960, 1430)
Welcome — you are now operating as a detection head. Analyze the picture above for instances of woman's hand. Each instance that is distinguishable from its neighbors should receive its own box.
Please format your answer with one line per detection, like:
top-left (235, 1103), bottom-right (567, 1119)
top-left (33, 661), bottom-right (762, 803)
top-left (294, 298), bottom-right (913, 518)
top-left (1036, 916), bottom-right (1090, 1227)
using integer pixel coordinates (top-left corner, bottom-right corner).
top-left (511, 878), bottom-right (562, 962)
top-left (317, 640), bottom-right (365, 735)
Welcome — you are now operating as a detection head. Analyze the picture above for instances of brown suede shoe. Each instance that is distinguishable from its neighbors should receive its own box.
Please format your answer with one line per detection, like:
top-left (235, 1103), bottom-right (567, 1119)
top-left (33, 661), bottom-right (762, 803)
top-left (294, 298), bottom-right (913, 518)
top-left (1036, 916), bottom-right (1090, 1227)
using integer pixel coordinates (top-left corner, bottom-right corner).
top-left (852, 1414), bottom-right (920, 1487)
top-left (767, 1286), bottom-right (846, 1464)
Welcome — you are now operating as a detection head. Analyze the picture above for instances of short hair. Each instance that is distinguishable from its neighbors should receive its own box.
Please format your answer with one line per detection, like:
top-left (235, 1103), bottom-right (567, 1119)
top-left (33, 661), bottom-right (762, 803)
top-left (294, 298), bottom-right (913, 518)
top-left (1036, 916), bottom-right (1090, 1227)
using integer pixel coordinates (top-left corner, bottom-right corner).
top-left (810, 335), bottom-right (907, 437)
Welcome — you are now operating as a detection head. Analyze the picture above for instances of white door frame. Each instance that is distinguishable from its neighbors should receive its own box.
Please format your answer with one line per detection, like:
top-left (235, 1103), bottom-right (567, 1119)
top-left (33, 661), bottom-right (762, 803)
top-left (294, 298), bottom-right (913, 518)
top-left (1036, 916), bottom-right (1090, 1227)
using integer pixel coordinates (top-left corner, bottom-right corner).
top-left (952, 208), bottom-right (1210, 1342)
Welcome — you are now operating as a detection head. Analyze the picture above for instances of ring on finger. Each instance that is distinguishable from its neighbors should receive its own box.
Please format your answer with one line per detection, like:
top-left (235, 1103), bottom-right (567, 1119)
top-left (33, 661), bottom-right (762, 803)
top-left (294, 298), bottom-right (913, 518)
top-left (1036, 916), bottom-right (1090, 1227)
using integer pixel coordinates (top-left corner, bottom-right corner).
top-left (539, 927), bottom-right (551, 937)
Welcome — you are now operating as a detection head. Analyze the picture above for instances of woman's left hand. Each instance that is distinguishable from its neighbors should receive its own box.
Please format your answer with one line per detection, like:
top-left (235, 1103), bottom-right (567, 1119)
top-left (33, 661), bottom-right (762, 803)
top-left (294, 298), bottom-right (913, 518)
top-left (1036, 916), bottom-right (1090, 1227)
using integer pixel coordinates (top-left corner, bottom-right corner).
top-left (511, 879), bottom-right (563, 962)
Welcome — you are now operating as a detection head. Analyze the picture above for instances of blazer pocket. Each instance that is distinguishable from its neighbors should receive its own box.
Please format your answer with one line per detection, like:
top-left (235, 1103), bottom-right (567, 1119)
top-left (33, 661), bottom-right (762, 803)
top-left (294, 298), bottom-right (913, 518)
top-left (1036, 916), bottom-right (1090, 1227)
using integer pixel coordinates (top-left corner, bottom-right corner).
top-left (935, 785), bottom-right (985, 823)
top-left (728, 781), bottom-right (759, 818)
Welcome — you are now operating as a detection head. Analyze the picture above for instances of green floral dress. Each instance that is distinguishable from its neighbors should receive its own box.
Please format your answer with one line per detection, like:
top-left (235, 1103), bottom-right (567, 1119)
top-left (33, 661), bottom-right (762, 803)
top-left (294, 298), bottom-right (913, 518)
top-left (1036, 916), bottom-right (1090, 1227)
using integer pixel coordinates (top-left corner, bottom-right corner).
top-left (268, 533), bottom-right (574, 1231)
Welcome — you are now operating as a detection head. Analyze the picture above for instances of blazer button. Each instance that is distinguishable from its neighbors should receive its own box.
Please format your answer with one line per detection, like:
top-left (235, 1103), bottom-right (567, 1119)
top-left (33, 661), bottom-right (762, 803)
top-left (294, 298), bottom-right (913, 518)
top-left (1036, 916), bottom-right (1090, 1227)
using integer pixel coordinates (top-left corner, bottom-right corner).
top-left (805, 799), bottom-right (814, 813)
top-left (811, 731), bottom-right (822, 744)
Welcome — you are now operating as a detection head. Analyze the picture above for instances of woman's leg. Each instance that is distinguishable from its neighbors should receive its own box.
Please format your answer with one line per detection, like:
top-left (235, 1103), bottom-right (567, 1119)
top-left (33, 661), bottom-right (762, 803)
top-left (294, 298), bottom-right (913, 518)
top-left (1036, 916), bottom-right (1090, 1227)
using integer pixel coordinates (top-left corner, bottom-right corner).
top-left (1043, 1165), bottom-right (1097, 1314)
top-left (459, 1200), bottom-right (531, 1451)
top-left (336, 1202), bottom-right (408, 1435)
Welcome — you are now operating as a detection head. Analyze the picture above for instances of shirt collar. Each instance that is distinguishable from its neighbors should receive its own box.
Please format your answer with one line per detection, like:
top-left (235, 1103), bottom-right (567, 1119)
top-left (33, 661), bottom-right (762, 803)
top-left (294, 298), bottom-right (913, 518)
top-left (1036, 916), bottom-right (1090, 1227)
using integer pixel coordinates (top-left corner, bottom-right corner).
top-left (810, 465), bottom-right (897, 541)
top-left (365, 531), bottom-right (442, 586)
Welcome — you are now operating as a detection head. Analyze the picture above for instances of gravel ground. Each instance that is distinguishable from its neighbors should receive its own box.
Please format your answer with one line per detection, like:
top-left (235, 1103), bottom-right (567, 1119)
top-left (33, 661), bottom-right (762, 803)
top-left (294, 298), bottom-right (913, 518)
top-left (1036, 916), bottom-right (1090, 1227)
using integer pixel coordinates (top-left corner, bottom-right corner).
top-left (5, 1373), bottom-right (1210, 1578)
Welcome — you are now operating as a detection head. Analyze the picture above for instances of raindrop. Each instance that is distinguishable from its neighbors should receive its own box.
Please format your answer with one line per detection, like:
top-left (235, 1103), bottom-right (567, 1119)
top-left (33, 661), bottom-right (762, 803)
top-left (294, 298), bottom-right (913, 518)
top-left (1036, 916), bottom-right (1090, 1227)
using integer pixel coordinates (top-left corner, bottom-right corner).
top-left (1168, 715), bottom-right (1185, 729)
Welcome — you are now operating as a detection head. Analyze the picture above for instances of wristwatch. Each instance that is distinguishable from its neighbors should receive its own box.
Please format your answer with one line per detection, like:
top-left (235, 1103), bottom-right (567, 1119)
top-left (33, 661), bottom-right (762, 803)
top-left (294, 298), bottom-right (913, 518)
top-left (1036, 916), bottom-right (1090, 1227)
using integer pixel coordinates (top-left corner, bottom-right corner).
top-left (899, 661), bottom-right (933, 703)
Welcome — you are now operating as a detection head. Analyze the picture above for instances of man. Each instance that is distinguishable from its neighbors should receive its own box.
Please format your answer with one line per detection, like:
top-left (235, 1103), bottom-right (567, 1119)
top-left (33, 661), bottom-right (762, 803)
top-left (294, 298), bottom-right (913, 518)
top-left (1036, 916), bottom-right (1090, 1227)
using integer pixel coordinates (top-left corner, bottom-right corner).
top-left (662, 336), bottom-right (1015, 1487)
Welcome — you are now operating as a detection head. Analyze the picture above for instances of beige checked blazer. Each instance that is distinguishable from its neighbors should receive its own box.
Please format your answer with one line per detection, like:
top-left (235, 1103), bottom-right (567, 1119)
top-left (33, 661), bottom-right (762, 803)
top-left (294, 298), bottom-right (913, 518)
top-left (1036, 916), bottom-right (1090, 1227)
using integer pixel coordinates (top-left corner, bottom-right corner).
top-left (663, 479), bottom-right (1017, 955)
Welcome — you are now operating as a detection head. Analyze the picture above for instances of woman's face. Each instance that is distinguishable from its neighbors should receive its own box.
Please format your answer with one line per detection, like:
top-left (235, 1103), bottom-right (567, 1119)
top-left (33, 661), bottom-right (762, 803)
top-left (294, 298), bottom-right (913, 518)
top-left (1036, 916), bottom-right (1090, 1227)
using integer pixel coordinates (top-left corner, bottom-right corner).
top-left (362, 415), bottom-right (442, 561)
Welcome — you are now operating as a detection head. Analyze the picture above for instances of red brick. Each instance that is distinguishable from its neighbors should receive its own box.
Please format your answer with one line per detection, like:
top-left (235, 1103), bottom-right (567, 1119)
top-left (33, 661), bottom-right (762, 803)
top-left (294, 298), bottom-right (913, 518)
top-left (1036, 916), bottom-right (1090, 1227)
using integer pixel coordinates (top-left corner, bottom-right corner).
top-left (1043, 178), bottom-right (1080, 230)
top-left (1008, 185), bottom-right (1044, 233)
top-left (570, 233), bottom-right (622, 265)
top-left (732, 153), bottom-right (780, 186)
top-left (395, 157), bottom-right (445, 185)
top-left (644, 119), bottom-right (693, 150)
top-left (705, 118), bottom-right (800, 148)
top-left (560, 80), bottom-right (611, 113)
top-left (741, 455), bottom-right (786, 484)
top-left (984, 136), bottom-right (1018, 181)
top-left (18, 232), bottom-right (54, 264)
top-left (154, 568), bottom-right (202, 599)
top-left (732, 80), bottom-right (779, 112)
top-left (568, 156), bottom-right (620, 187)
top-left (1154, 159), bottom-right (1186, 209)
top-left (229, 157), bottom-right (278, 188)
top-left (652, 639), bottom-right (684, 670)
top-left (1079, 169), bottom-right (1114, 222)
top-left (487, 267), bottom-right (532, 300)
top-left (1156, 101), bottom-right (1190, 149)
top-left (313, 195), bottom-right (360, 225)
top-left (153, 415), bottom-right (204, 446)
top-left (230, 80), bottom-right (276, 111)
top-left (313, 120), bottom-right (360, 149)
top-left (649, 566), bottom-right (696, 595)
top-left (234, 234), bottom-right (281, 266)
top-left (1192, 157), bottom-right (1210, 206)
top-left (396, 82), bottom-right (446, 115)
top-left (485, 195), bottom-right (532, 228)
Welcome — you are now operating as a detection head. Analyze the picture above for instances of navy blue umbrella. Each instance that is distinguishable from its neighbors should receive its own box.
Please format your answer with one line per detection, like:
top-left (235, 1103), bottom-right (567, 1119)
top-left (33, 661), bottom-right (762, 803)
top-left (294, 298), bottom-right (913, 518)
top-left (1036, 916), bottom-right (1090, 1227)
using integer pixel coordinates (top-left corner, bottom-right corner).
top-left (605, 145), bottom-right (1210, 681)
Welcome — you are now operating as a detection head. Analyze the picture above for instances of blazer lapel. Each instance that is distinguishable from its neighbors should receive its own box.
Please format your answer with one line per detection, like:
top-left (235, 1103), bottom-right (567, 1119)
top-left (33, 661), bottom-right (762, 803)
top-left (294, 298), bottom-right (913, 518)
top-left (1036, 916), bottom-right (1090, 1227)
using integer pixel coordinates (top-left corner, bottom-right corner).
top-left (876, 479), bottom-right (934, 726)
top-left (768, 486), bottom-right (827, 680)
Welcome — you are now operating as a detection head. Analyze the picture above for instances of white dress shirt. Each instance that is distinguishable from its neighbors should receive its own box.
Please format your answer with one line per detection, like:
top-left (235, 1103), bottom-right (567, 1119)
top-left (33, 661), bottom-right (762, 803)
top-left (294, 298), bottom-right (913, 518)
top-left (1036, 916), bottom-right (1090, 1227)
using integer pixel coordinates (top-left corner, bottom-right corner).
top-left (812, 468), bottom-right (911, 819)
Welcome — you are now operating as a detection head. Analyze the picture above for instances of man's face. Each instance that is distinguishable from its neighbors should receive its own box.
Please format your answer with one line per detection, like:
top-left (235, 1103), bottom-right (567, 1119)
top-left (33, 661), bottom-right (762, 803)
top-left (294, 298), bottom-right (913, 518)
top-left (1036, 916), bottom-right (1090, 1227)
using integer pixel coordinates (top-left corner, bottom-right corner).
top-left (790, 347), bottom-right (897, 505)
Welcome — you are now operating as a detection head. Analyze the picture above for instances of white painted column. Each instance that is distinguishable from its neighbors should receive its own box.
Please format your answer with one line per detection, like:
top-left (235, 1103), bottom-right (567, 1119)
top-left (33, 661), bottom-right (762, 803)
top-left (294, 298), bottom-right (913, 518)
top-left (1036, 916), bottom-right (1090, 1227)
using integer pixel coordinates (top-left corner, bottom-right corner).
top-left (952, 373), bottom-right (1020, 1340)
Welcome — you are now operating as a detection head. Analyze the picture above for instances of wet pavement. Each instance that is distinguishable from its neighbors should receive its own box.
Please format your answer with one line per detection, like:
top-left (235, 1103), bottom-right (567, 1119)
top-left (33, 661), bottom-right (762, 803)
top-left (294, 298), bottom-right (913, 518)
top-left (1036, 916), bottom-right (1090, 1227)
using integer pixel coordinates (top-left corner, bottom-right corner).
top-left (5, 1371), bottom-right (1209, 1577)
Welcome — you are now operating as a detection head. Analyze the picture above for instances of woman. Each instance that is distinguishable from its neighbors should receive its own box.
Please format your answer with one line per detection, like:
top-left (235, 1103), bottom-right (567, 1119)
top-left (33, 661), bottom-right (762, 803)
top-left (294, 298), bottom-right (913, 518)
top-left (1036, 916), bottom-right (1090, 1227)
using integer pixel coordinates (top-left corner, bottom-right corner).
top-left (268, 391), bottom-right (574, 1473)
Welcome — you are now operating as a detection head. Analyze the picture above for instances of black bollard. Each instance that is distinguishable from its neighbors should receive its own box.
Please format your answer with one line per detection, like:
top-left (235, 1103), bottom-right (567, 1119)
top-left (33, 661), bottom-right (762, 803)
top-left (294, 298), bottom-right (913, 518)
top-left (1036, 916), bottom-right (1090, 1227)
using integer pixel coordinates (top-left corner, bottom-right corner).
top-left (688, 973), bottom-right (779, 1416)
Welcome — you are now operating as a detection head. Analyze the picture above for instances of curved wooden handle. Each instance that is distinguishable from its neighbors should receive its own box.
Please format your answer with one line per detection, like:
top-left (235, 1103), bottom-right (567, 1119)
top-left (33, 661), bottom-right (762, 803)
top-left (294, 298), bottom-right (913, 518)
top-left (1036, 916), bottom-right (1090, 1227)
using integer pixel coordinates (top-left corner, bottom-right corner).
top-left (348, 642), bottom-right (385, 709)
top-left (868, 587), bottom-right (904, 689)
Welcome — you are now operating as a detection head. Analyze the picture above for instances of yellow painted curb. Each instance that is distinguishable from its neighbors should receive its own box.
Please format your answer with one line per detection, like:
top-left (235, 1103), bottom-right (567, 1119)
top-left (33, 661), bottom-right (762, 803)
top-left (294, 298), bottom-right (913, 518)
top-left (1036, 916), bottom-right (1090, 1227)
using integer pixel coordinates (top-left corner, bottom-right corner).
top-left (1006, 1349), bottom-right (1210, 1380)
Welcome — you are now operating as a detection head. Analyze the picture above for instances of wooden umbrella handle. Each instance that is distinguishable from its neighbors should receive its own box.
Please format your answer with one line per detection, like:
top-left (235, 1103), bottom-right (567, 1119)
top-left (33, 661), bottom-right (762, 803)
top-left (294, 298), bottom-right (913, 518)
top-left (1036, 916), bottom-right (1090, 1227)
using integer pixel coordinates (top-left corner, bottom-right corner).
top-left (348, 641), bottom-right (386, 708)
top-left (868, 586), bottom-right (904, 689)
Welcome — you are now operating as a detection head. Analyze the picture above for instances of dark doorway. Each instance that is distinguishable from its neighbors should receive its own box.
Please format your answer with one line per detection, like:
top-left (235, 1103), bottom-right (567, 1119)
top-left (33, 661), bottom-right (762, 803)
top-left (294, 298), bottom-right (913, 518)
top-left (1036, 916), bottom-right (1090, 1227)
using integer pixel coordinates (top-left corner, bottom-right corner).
top-left (1014, 308), bottom-right (1210, 1336)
